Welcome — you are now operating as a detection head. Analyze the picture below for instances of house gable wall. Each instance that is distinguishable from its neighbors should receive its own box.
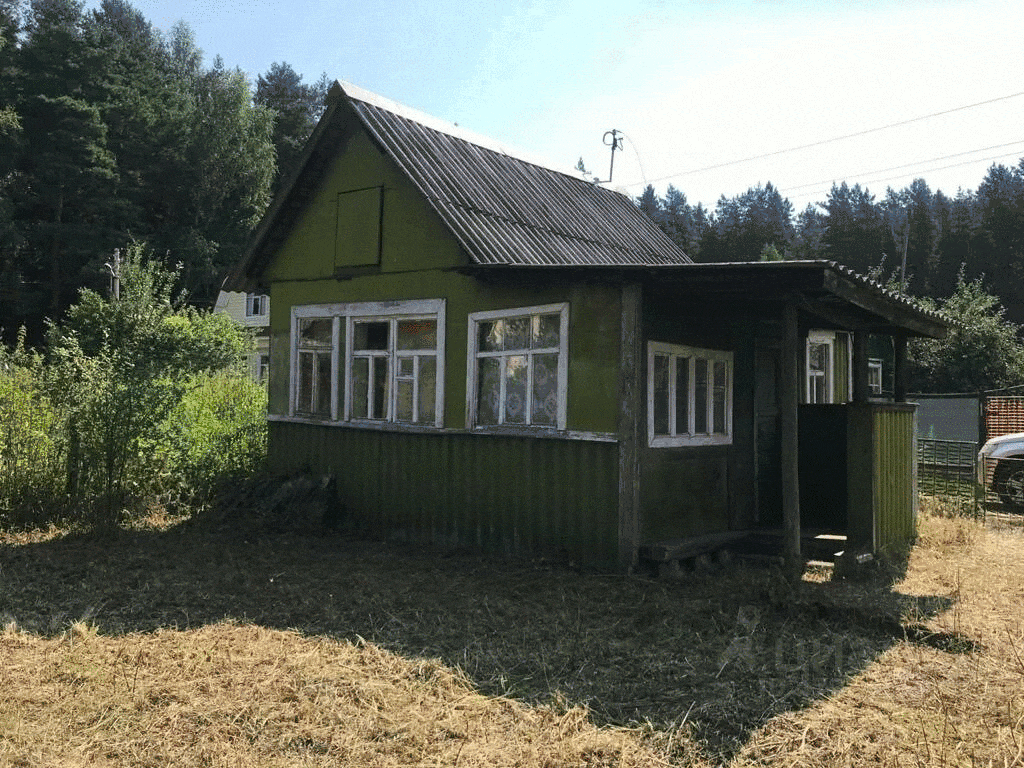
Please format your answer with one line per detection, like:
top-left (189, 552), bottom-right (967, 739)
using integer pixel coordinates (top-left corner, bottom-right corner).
top-left (264, 126), bottom-right (467, 284)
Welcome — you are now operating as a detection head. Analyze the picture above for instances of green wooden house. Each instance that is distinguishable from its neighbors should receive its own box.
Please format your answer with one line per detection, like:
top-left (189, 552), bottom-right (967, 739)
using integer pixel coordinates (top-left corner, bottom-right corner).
top-left (226, 81), bottom-right (948, 571)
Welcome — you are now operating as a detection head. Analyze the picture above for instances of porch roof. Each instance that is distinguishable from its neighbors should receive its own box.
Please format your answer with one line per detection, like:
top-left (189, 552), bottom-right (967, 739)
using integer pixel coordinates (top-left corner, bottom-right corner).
top-left (463, 259), bottom-right (949, 339)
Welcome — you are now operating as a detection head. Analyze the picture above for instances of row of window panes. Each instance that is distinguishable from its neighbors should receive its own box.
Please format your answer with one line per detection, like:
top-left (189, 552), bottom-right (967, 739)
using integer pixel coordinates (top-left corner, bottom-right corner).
top-left (477, 313), bottom-right (560, 353)
top-left (294, 308), bottom-right (739, 446)
top-left (652, 352), bottom-right (729, 438)
top-left (295, 316), bottom-right (438, 425)
top-left (476, 353), bottom-right (559, 426)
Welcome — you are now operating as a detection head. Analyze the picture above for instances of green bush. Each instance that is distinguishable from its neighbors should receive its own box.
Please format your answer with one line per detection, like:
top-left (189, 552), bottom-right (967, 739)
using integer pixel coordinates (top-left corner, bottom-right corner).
top-left (1, 243), bottom-right (267, 529)
top-left (0, 365), bottom-right (65, 526)
top-left (160, 372), bottom-right (267, 507)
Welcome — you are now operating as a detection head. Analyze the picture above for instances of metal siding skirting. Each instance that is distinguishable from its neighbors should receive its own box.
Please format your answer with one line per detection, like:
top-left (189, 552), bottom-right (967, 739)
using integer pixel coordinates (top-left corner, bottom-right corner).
top-left (268, 422), bottom-right (619, 566)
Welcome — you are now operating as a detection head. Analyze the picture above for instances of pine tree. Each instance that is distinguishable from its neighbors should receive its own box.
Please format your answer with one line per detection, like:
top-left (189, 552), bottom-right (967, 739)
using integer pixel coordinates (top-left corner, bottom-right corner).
top-left (255, 61), bottom-right (329, 191)
top-left (822, 182), bottom-right (885, 274)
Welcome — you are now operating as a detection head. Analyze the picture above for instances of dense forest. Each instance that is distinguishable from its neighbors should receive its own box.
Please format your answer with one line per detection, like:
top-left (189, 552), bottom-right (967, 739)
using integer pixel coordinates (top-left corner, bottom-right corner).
top-left (4, 0), bottom-right (1024, 361)
top-left (637, 168), bottom-right (1024, 327)
top-left (0, 0), bottom-right (326, 344)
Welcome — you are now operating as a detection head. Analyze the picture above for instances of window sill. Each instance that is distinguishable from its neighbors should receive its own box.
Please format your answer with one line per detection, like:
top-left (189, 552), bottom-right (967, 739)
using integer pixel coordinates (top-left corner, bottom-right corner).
top-left (649, 435), bottom-right (732, 448)
top-left (268, 414), bottom-right (617, 442)
top-left (272, 414), bottom-right (444, 433)
top-left (470, 425), bottom-right (617, 443)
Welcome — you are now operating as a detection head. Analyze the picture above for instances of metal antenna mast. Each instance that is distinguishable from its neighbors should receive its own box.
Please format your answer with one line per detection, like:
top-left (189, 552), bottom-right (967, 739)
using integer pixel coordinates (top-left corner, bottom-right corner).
top-left (601, 129), bottom-right (623, 183)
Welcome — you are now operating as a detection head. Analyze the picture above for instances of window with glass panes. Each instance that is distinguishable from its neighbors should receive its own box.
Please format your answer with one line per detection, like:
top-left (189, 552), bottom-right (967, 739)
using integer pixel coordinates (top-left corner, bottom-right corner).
top-left (468, 304), bottom-right (568, 429)
top-left (868, 358), bottom-right (883, 395)
top-left (295, 317), bottom-right (334, 418)
top-left (349, 315), bottom-right (438, 424)
top-left (246, 293), bottom-right (269, 317)
top-left (648, 342), bottom-right (732, 446)
top-left (290, 300), bottom-right (444, 427)
top-left (805, 331), bottom-right (835, 404)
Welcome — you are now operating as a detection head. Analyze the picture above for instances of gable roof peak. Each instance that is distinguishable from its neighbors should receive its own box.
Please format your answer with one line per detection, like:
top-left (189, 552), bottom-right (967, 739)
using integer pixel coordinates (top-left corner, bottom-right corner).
top-left (332, 79), bottom-right (584, 182)
top-left (227, 78), bottom-right (692, 288)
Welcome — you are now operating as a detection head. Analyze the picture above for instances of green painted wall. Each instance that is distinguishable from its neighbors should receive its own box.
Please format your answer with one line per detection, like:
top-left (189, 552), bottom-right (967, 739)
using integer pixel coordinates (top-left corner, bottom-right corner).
top-left (256, 112), bottom-right (627, 565)
top-left (846, 402), bottom-right (917, 553)
top-left (872, 405), bottom-right (917, 551)
top-left (264, 128), bottom-right (465, 283)
top-left (269, 272), bottom-right (621, 433)
top-left (639, 447), bottom-right (731, 541)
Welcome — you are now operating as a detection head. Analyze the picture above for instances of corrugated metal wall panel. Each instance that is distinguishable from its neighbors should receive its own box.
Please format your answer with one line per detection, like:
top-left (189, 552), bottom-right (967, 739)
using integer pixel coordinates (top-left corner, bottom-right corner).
top-left (872, 407), bottom-right (916, 551)
top-left (268, 422), bottom-right (620, 567)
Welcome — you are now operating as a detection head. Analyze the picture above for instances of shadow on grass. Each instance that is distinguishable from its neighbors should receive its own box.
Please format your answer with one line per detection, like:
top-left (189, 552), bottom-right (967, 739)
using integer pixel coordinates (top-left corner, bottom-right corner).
top-left (0, 505), bottom-right (962, 760)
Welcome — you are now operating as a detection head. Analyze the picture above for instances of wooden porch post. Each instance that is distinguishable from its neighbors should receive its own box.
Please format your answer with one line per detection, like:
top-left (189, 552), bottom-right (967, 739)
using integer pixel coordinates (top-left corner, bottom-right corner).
top-left (618, 282), bottom-right (643, 572)
top-left (893, 333), bottom-right (908, 403)
top-left (781, 302), bottom-right (802, 582)
top-left (852, 330), bottom-right (869, 403)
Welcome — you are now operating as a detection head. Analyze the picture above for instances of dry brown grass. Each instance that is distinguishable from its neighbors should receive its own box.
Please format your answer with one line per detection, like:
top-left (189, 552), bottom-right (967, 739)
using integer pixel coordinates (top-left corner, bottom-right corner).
top-left (733, 504), bottom-right (1024, 767)
top-left (1, 494), bottom-right (1022, 766)
top-left (1, 622), bottom-right (672, 767)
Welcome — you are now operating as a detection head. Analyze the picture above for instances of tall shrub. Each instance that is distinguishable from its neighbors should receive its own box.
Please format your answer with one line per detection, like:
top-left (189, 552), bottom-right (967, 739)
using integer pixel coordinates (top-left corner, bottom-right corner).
top-left (160, 372), bottom-right (267, 507)
top-left (44, 242), bottom-right (252, 525)
top-left (0, 331), bottom-right (63, 524)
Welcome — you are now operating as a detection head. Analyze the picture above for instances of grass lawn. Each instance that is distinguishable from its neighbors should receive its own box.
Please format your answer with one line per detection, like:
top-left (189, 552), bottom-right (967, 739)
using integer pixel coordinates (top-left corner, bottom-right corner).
top-left (1, 497), bottom-right (1022, 766)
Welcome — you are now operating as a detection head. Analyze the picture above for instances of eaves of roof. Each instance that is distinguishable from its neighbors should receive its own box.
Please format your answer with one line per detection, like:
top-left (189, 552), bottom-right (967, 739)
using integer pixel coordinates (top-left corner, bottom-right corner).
top-left (460, 259), bottom-right (950, 339)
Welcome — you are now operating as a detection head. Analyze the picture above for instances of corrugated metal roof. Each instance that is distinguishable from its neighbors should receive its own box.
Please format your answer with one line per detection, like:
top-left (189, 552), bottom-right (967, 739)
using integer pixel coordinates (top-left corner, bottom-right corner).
top-left (341, 82), bottom-right (690, 267)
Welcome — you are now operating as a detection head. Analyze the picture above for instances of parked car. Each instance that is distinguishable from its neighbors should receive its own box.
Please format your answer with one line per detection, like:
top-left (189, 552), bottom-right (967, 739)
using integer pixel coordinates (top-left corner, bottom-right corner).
top-left (978, 432), bottom-right (1024, 513)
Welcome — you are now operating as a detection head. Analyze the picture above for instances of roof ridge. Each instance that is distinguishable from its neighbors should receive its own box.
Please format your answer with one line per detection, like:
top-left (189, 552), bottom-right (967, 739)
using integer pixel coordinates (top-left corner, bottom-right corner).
top-left (335, 79), bottom-right (589, 184)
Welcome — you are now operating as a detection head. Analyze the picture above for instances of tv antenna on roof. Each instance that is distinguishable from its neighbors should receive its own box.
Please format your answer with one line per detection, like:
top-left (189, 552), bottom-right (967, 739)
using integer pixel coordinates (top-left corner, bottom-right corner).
top-left (579, 130), bottom-right (624, 184)
top-left (602, 130), bottom-right (623, 182)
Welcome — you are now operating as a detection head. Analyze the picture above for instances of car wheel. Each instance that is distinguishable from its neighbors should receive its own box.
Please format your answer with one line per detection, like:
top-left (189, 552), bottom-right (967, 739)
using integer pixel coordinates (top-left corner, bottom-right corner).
top-left (993, 460), bottom-right (1024, 514)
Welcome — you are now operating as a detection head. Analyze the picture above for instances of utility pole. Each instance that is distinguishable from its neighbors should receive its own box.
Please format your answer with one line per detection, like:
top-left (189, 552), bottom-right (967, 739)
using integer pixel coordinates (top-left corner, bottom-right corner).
top-left (106, 248), bottom-right (121, 301)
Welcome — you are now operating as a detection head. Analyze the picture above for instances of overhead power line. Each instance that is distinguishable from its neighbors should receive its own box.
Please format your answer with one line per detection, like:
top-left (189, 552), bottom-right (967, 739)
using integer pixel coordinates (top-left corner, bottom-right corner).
top-left (784, 149), bottom-right (1024, 205)
top-left (625, 89), bottom-right (1024, 189)
top-left (780, 140), bottom-right (1024, 195)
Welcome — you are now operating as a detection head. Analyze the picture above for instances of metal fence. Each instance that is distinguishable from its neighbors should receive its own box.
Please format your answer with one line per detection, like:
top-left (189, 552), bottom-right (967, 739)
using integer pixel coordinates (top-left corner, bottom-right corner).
top-left (977, 454), bottom-right (1024, 515)
top-left (917, 438), bottom-right (979, 516)
top-left (917, 437), bottom-right (1024, 517)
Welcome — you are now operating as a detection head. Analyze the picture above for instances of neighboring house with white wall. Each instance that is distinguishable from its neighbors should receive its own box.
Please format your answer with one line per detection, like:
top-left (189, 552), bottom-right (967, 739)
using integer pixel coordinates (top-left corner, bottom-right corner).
top-left (214, 290), bottom-right (270, 381)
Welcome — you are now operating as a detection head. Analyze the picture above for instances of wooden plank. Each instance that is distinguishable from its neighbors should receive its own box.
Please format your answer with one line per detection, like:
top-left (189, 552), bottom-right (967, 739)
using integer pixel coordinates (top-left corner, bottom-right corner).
top-left (639, 530), bottom-right (750, 562)
top-left (617, 282), bottom-right (643, 571)
top-left (781, 301), bottom-right (802, 582)
top-left (893, 333), bottom-right (908, 403)
top-left (852, 330), bottom-right (869, 403)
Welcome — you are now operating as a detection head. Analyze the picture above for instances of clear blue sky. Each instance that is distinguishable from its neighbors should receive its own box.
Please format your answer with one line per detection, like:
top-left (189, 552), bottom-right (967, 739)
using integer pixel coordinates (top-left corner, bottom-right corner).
top-left (89, 0), bottom-right (1024, 211)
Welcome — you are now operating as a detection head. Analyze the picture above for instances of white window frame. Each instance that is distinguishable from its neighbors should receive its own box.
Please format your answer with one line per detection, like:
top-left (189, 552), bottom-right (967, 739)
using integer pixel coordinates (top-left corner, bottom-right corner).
top-left (293, 316), bottom-right (337, 419)
top-left (868, 358), bottom-right (883, 396)
top-left (647, 342), bottom-right (733, 447)
top-left (805, 330), bottom-right (836, 404)
top-left (466, 303), bottom-right (569, 431)
top-left (289, 299), bottom-right (445, 427)
top-left (246, 293), bottom-right (269, 318)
